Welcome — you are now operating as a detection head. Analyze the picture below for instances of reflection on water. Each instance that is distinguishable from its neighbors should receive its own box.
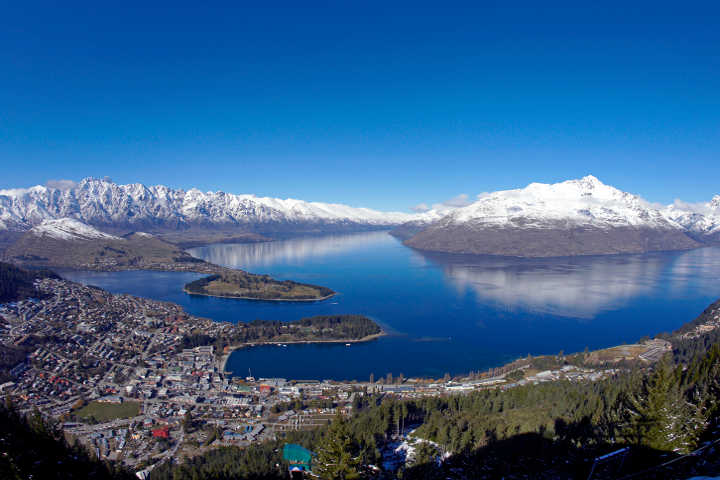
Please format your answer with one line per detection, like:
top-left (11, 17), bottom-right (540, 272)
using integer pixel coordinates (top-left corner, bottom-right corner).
top-left (192, 233), bottom-right (720, 320)
top-left (187, 231), bottom-right (393, 268)
top-left (417, 252), bottom-right (671, 318)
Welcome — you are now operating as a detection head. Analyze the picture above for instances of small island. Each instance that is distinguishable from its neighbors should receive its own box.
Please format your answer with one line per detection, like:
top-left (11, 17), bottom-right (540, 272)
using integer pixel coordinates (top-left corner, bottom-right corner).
top-left (183, 270), bottom-right (335, 301)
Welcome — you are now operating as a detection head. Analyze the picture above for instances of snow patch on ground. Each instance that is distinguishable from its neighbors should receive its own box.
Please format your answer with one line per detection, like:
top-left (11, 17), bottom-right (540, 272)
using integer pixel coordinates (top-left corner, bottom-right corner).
top-left (381, 427), bottom-right (449, 472)
top-left (30, 218), bottom-right (122, 241)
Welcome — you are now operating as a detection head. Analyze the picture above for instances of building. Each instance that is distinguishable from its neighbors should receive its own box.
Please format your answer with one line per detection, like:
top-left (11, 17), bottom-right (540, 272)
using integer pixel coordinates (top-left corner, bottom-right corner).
top-left (283, 443), bottom-right (314, 479)
top-left (98, 395), bottom-right (124, 404)
top-left (152, 426), bottom-right (170, 439)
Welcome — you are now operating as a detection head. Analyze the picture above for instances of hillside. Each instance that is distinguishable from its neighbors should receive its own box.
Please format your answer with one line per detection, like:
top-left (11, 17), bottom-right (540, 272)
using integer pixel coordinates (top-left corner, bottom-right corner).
top-left (402, 176), bottom-right (701, 257)
top-left (2, 218), bottom-right (219, 272)
top-left (664, 195), bottom-right (720, 243)
top-left (0, 261), bottom-right (58, 303)
top-left (0, 404), bottom-right (133, 480)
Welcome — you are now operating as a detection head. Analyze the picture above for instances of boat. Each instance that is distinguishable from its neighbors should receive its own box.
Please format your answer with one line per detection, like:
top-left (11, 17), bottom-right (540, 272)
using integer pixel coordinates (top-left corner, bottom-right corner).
top-left (345, 343), bottom-right (351, 347)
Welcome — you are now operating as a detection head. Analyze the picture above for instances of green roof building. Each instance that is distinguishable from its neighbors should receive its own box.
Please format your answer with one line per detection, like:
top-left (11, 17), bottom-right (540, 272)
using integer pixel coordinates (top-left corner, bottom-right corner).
top-left (282, 443), bottom-right (314, 477)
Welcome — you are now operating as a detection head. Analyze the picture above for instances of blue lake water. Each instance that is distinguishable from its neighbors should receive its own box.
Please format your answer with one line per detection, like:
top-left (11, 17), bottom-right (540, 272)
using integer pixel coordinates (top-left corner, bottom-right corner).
top-left (61, 231), bottom-right (720, 381)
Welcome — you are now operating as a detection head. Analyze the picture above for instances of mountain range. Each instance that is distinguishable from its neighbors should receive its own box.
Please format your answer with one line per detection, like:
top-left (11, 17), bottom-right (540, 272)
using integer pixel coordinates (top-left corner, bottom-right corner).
top-left (0, 177), bottom-right (415, 234)
top-left (1, 176), bottom-right (718, 258)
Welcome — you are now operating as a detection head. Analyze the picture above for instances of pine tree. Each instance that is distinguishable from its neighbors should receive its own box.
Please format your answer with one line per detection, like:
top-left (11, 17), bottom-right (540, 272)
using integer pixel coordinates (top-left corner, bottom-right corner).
top-left (182, 410), bottom-right (193, 433)
top-left (314, 414), bottom-right (362, 480)
top-left (628, 360), bottom-right (705, 453)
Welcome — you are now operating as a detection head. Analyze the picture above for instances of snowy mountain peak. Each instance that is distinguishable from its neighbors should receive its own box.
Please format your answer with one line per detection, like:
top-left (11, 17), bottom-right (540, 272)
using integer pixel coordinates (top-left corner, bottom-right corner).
top-left (564, 174), bottom-right (603, 189)
top-left (444, 176), bottom-right (676, 230)
top-left (711, 195), bottom-right (720, 209)
top-left (0, 177), bottom-right (418, 232)
top-left (663, 194), bottom-right (720, 237)
top-left (30, 218), bottom-right (122, 241)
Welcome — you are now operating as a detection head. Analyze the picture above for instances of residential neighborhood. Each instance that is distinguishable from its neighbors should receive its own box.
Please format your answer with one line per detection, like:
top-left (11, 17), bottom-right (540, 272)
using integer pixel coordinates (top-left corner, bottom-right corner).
top-left (0, 278), bottom-right (633, 477)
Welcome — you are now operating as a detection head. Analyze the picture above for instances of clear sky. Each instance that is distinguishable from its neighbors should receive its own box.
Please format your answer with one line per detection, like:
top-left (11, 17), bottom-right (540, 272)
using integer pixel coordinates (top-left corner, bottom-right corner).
top-left (1, 1), bottom-right (718, 211)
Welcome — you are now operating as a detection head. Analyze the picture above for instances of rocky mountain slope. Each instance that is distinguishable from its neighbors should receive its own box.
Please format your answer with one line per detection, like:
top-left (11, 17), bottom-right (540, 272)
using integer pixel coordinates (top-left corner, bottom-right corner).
top-left (402, 176), bottom-right (701, 257)
top-left (0, 177), bottom-right (415, 234)
top-left (663, 195), bottom-right (720, 243)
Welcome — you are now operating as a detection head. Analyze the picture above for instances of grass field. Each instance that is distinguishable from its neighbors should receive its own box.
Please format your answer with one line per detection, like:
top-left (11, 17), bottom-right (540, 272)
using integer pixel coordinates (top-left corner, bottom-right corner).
top-left (75, 400), bottom-right (141, 422)
top-left (586, 344), bottom-right (649, 363)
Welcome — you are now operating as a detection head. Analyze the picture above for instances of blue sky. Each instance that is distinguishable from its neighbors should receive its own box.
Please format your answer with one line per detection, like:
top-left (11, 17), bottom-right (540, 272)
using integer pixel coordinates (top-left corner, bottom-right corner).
top-left (1, 1), bottom-right (718, 211)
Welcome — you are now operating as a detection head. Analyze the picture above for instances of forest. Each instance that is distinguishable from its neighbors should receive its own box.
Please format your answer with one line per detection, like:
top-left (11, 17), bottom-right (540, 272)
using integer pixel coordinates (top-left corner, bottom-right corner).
top-left (184, 271), bottom-right (335, 301)
top-left (182, 314), bottom-right (382, 353)
top-left (0, 261), bottom-right (59, 303)
top-left (0, 399), bottom-right (134, 479)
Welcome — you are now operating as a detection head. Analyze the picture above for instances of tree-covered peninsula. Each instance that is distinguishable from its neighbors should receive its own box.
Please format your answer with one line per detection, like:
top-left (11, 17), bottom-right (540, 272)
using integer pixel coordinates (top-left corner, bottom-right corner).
top-left (182, 314), bottom-right (382, 354)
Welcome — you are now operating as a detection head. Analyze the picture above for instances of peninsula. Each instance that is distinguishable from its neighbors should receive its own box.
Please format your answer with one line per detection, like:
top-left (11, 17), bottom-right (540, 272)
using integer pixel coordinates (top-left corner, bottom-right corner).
top-left (178, 314), bottom-right (384, 371)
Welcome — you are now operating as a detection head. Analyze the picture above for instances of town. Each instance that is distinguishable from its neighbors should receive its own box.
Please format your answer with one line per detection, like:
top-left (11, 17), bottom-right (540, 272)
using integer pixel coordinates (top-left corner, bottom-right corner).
top-left (0, 278), bottom-right (661, 478)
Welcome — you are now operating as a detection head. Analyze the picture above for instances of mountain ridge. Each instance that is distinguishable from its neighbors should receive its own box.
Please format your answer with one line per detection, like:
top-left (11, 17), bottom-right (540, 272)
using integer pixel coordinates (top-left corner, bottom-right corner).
top-left (401, 176), bottom-right (704, 257)
top-left (0, 177), bottom-right (416, 234)
top-left (662, 195), bottom-right (720, 243)
top-left (2, 176), bottom-right (719, 257)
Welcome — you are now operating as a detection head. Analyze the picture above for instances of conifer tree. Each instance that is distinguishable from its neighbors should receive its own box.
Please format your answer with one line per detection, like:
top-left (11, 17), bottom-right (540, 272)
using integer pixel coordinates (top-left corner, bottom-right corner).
top-left (628, 360), bottom-right (705, 453)
top-left (314, 414), bottom-right (362, 480)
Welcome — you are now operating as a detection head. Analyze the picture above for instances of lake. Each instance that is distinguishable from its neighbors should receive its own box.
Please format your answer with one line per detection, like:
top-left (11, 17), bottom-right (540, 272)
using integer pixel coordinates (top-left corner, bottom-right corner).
top-left (61, 231), bottom-right (720, 381)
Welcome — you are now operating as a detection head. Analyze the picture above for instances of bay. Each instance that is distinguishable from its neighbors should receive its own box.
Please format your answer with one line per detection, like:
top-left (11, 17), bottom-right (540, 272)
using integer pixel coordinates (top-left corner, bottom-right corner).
top-left (61, 231), bottom-right (720, 381)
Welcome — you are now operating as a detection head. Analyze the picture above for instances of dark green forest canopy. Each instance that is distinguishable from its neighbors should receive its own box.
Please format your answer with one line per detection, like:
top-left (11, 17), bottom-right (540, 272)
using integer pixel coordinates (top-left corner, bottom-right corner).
top-left (0, 261), bottom-right (59, 303)
top-left (0, 402), bottom-right (133, 480)
top-left (182, 314), bottom-right (382, 351)
top-left (184, 271), bottom-right (334, 301)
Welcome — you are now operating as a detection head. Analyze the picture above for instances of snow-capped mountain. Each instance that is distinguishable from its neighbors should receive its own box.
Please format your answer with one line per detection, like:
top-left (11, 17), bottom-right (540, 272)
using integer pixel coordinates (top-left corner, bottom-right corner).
top-left (440, 175), bottom-right (678, 228)
top-left (30, 218), bottom-right (122, 241)
top-left (0, 177), bottom-right (416, 233)
top-left (663, 195), bottom-right (720, 242)
top-left (402, 176), bottom-right (701, 257)
top-left (1, 176), bottom-right (716, 258)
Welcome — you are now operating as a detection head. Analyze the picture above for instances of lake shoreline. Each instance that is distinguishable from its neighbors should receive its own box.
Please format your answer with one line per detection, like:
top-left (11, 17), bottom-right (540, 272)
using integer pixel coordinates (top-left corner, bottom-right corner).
top-left (219, 332), bottom-right (385, 374)
top-left (60, 238), bottom-right (720, 382)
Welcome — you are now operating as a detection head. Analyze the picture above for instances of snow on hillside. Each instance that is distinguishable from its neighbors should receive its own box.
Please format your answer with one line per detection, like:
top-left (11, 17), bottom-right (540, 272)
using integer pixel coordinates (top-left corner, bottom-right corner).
top-left (439, 175), bottom-right (682, 230)
top-left (1, 177), bottom-right (717, 241)
top-left (0, 177), bottom-right (416, 231)
top-left (30, 218), bottom-right (122, 241)
top-left (663, 195), bottom-right (720, 236)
